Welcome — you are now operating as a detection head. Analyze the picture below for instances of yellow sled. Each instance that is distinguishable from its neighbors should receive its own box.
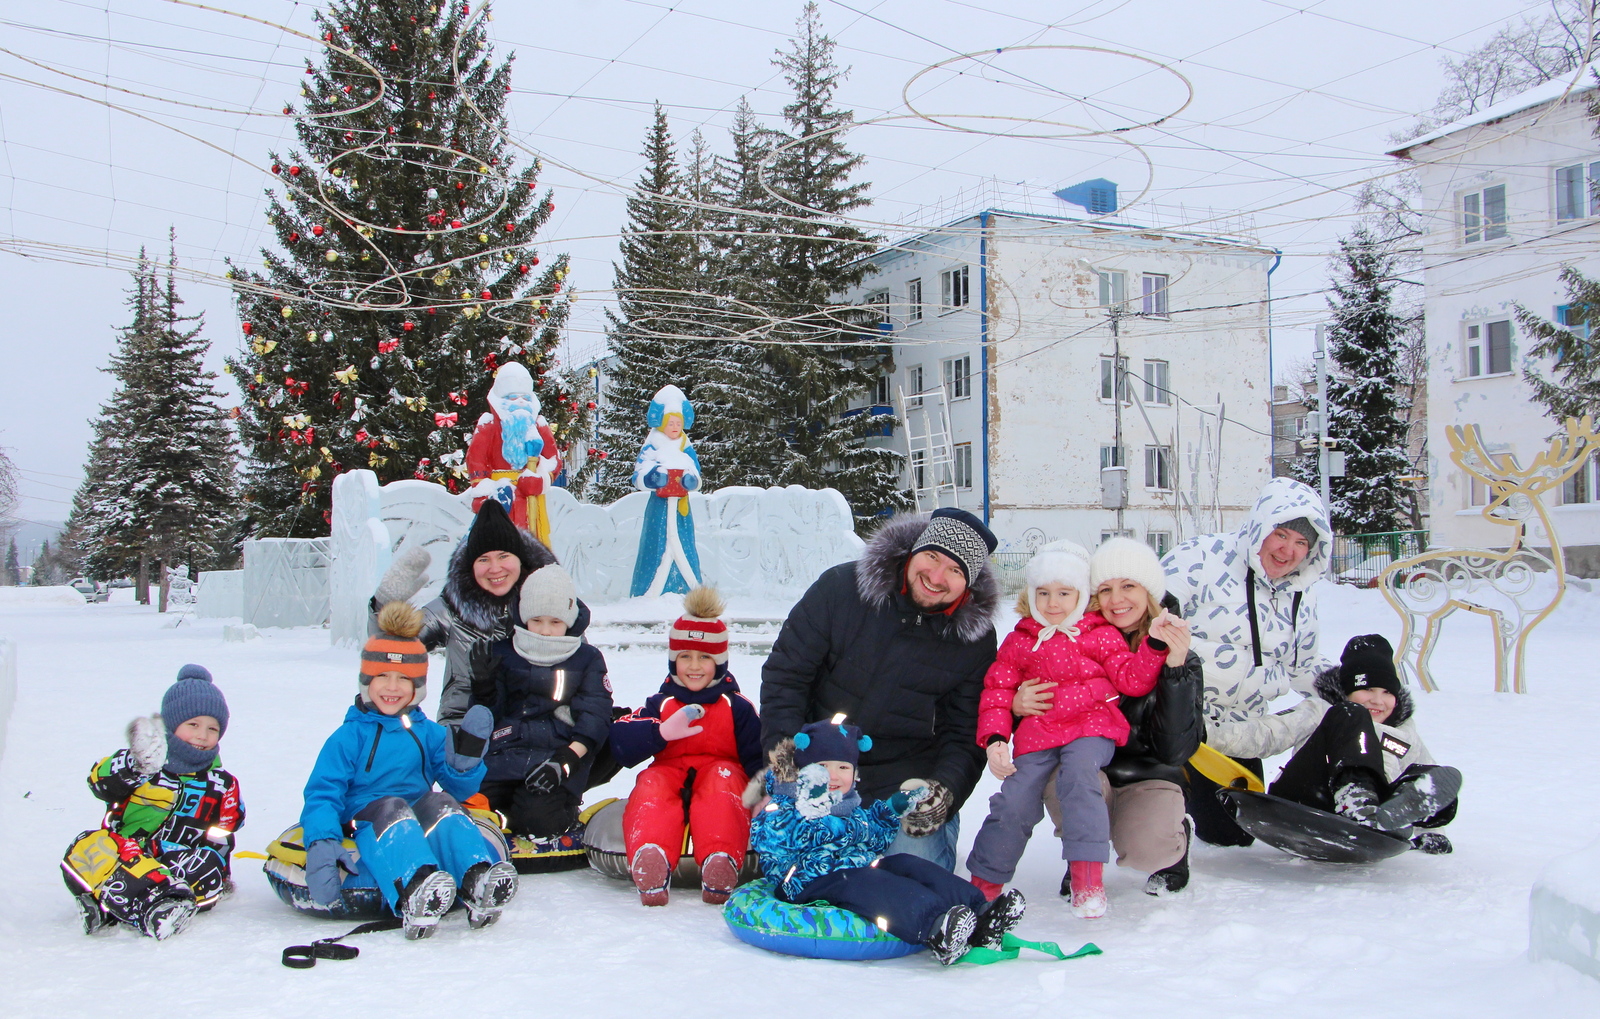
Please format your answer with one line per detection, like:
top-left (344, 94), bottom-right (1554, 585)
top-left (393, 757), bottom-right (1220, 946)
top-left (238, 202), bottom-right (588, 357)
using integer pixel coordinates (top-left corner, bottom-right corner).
top-left (1188, 744), bottom-right (1265, 794)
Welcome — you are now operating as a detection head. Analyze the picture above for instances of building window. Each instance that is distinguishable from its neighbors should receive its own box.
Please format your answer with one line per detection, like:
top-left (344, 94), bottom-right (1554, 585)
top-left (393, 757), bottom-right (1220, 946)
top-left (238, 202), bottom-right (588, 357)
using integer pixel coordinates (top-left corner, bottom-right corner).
top-left (1100, 529), bottom-right (1134, 543)
top-left (1099, 444), bottom-right (1126, 469)
top-left (1462, 184), bottom-right (1507, 243)
top-left (953, 443), bottom-right (974, 489)
top-left (1146, 531), bottom-right (1172, 557)
top-left (907, 277), bottom-right (923, 322)
top-left (1144, 445), bottom-right (1173, 490)
top-left (1143, 359), bottom-right (1170, 405)
top-left (1100, 355), bottom-right (1129, 402)
top-left (910, 449), bottom-right (927, 490)
top-left (1141, 273), bottom-right (1169, 316)
top-left (1468, 473), bottom-right (1490, 508)
top-left (906, 364), bottom-right (923, 408)
top-left (1098, 270), bottom-right (1127, 307)
top-left (1556, 304), bottom-right (1592, 342)
top-left (939, 266), bottom-right (970, 311)
top-left (865, 289), bottom-right (889, 324)
top-left (1563, 452), bottom-right (1599, 504)
top-left (1555, 162), bottom-right (1600, 221)
top-left (943, 355), bottom-right (972, 401)
top-left (874, 375), bottom-right (891, 405)
top-left (1465, 320), bottom-right (1512, 377)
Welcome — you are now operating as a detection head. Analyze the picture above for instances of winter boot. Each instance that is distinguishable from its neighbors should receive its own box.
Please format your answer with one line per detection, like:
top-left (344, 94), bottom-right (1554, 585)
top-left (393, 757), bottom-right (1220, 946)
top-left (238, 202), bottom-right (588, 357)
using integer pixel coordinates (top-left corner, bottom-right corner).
top-left (700, 852), bottom-right (739, 905)
top-left (76, 893), bottom-right (115, 935)
top-left (1332, 768), bottom-right (1381, 825)
top-left (630, 843), bottom-right (671, 907)
top-left (970, 874), bottom-right (1004, 902)
top-left (399, 866), bottom-right (456, 940)
top-left (1373, 767), bottom-right (1462, 834)
top-left (140, 892), bottom-right (197, 940)
top-left (460, 860), bottom-right (519, 930)
top-left (1069, 861), bottom-right (1107, 919)
top-left (924, 904), bottom-right (978, 965)
top-left (1059, 867), bottom-right (1072, 899)
top-left (1145, 816), bottom-right (1193, 896)
top-left (1411, 831), bottom-right (1454, 855)
top-left (968, 889), bottom-right (1026, 951)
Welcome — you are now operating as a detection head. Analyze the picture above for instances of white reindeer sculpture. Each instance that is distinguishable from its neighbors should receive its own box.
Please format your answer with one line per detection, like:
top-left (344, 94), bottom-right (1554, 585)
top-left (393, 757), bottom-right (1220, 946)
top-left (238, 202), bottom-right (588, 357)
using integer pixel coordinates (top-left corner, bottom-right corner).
top-left (1379, 416), bottom-right (1596, 694)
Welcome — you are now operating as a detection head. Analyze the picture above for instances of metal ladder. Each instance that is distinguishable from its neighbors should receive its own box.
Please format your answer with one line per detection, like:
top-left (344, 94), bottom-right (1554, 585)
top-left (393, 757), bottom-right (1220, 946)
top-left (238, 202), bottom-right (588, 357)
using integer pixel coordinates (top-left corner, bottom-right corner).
top-left (897, 383), bottom-right (959, 511)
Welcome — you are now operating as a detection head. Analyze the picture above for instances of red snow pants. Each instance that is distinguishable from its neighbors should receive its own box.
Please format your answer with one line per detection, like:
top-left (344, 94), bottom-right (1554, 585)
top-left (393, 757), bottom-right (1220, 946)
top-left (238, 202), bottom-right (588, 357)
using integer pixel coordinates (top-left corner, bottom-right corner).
top-left (624, 755), bottom-right (750, 867)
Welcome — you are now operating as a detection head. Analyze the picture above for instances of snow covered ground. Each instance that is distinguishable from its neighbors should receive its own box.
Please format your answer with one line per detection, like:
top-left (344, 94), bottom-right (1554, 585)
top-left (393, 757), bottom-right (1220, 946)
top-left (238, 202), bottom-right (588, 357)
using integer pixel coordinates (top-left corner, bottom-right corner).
top-left (3, 584), bottom-right (1599, 1017)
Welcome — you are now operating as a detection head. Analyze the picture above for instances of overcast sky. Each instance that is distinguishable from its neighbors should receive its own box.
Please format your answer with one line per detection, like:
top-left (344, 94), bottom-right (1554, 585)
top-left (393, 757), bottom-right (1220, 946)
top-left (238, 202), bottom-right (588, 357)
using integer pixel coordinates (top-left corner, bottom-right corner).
top-left (0, 0), bottom-right (1559, 527)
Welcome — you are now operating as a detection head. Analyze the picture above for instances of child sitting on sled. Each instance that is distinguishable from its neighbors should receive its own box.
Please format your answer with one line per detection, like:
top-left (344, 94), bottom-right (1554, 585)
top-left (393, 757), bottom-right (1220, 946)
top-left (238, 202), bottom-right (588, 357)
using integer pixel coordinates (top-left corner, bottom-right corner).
top-left (298, 602), bottom-right (519, 938)
top-left (62, 665), bottom-right (244, 940)
top-left (474, 563), bottom-right (613, 864)
top-left (609, 587), bottom-right (762, 906)
top-left (749, 720), bottom-right (1027, 966)
top-left (1269, 633), bottom-right (1461, 853)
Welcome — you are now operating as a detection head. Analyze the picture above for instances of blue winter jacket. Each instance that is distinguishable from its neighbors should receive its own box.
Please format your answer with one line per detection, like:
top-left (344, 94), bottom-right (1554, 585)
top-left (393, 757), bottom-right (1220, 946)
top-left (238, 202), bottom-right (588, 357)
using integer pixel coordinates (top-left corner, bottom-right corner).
top-left (748, 773), bottom-right (904, 900)
top-left (300, 701), bottom-right (485, 846)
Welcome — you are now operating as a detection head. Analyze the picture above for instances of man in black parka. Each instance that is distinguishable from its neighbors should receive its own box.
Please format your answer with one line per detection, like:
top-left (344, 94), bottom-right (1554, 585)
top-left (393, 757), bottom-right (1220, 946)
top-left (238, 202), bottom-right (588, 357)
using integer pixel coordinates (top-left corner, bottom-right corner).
top-left (760, 508), bottom-right (999, 871)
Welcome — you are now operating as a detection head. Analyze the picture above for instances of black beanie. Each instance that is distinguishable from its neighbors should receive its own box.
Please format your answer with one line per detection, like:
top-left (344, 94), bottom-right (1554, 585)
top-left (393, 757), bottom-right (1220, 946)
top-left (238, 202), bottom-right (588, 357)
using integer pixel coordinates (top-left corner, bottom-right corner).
top-left (462, 498), bottom-right (526, 565)
top-left (1339, 634), bottom-right (1404, 699)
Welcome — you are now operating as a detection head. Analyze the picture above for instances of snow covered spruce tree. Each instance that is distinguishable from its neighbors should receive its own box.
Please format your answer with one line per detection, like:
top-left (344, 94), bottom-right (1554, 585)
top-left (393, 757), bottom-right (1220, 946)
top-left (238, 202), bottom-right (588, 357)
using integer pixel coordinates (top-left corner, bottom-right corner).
top-left (2, 539), bottom-right (18, 587)
top-left (1517, 265), bottom-right (1600, 423)
top-left (73, 251), bottom-right (237, 607)
top-left (581, 104), bottom-right (721, 502)
top-left (711, 4), bottom-right (905, 526)
top-left (1297, 230), bottom-right (1414, 534)
top-left (228, 0), bottom-right (589, 536)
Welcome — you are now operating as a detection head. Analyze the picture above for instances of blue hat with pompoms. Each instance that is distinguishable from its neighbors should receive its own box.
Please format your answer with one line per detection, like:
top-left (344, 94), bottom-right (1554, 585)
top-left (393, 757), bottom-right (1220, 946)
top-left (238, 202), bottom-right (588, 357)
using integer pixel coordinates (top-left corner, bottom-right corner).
top-left (647, 384), bottom-right (694, 430)
top-left (793, 718), bottom-right (872, 769)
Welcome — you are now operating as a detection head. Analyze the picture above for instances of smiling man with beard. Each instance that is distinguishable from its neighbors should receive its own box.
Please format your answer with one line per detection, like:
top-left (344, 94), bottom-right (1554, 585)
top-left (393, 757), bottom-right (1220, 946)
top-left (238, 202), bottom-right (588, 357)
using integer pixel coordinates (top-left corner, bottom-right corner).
top-left (759, 508), bottom-right (1000, 871)
top-left (466, 362), bottom-right (562, 545)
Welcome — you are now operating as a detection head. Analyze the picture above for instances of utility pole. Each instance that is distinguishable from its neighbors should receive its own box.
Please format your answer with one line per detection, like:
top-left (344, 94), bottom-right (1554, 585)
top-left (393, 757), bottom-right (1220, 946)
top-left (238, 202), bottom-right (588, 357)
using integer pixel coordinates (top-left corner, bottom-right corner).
top-left (1314, 323), bottom-right (1331, 515)
top-left (1112, 306), bottom-right (1125, 534)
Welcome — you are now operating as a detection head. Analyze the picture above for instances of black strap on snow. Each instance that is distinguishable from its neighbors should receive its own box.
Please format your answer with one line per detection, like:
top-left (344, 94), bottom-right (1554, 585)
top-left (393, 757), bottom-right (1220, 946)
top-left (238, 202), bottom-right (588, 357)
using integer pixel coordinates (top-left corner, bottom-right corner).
top-left (1244, 568), bottom-right (1305, 670)
top-left (282, 917), bottom-right (404, 969)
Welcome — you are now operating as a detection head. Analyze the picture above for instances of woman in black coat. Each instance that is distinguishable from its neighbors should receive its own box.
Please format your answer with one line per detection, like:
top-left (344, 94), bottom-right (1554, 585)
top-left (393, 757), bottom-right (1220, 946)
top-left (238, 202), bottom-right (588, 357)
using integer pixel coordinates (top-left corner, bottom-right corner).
top-left (1014, 543), bottom-right (1203, 895)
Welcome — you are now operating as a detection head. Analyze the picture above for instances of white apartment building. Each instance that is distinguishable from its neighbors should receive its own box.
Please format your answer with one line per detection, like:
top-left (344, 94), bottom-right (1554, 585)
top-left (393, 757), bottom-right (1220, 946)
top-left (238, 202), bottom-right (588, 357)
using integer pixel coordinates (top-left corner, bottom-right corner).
top-left (1390, 74), bottom-right (1600, 574)
top-left (844, 189), bottom-right (1278, 553)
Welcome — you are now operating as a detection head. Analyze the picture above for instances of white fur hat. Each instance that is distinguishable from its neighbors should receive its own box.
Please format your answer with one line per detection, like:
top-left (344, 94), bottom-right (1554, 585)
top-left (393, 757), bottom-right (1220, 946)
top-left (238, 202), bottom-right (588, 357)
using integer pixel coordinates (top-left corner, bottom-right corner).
top-left (1089, 536), bottom-right (1167, 602)
top-left (487, 361), bottom-right (540, 420)
top-left (1024, 540), bottom-right (1091, 630)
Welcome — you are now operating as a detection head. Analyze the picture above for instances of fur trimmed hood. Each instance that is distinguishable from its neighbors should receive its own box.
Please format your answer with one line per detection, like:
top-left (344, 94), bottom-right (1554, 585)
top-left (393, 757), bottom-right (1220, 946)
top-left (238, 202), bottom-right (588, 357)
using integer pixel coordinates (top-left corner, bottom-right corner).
top-left (1313, 666), bottom-right (1414, 727)
top-left (441, 525), bottom-right (558, 634)
top-left (854, 513), bottom-right (999, 645)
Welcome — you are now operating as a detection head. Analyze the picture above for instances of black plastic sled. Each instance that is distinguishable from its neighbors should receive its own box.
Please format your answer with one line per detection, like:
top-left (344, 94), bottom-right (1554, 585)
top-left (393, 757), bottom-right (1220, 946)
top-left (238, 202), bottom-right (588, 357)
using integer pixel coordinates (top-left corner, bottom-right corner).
top-left (1222, 790), bottom-right (1411, 864)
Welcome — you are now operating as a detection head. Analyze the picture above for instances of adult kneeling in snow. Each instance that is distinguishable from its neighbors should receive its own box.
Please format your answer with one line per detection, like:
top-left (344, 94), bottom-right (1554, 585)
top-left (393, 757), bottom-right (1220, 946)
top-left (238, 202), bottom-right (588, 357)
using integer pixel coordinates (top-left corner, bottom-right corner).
top-left (760, 508), bottom-right (999, 871)
top-left (1163, 477), bottom-right (1335, 847)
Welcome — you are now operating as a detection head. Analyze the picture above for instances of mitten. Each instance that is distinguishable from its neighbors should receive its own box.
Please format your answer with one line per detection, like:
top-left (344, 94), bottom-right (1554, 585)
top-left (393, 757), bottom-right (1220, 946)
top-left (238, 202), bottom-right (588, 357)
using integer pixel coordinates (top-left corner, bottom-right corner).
top-left (374, 546), bottom-right (432, 606)
top-left (446, 704), bottom-right (494, 772)
top-left (525, 745), bottom-right (581, 794)
top-left (305, 838), bottom-right (356, 908)
top-left (128, 716), bottom-right (167, 776)
top-left (795, 762), bottom-right (841, 820)
top-left (642, 466), bottom-right (669, 489)
top-left (658, 704), bottom-right (705, 741)
top-left (887, 784), bottom-right (931, 815)
top-left (899, 779), bottom-right (953, 837)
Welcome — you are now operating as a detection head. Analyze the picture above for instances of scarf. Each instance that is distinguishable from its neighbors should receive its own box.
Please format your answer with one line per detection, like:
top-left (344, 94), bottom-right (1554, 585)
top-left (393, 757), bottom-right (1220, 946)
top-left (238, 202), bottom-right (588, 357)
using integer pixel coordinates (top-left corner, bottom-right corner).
top-left (512, 625), bottom-right (582, 667)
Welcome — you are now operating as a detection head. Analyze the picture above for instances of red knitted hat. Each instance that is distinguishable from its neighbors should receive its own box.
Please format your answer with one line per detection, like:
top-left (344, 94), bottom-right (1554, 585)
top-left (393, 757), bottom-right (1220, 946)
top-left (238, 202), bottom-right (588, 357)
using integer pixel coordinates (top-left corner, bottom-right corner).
top-left (669, 587), bottom-right (729, 664)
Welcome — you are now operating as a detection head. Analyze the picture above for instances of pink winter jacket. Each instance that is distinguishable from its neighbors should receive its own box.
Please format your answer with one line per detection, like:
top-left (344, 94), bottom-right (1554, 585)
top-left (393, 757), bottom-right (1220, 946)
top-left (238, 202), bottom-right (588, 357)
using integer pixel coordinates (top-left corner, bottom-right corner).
top-left (976, 613), bottom-right (1165, 755)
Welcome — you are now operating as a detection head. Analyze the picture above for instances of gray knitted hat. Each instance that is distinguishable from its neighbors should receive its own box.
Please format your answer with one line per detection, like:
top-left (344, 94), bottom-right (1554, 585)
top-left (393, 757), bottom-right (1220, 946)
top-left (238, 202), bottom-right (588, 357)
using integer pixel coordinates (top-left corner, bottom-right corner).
top-left (161, 664), bottom-right (229, 736)
top-left (519, 564), bottom-right (579, 628)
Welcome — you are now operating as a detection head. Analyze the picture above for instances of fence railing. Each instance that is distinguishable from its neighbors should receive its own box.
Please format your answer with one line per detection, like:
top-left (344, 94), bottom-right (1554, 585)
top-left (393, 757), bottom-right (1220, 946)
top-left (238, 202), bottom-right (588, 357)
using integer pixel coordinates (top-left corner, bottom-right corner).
top-left (1330, 530), bottom-right (1428, 586)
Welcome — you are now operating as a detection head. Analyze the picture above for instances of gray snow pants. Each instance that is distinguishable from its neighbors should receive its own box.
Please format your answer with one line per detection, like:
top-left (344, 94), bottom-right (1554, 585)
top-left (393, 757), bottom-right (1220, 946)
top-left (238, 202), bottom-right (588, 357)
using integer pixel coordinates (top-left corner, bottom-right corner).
top-left (966, 736), bottom-right (1115, 884)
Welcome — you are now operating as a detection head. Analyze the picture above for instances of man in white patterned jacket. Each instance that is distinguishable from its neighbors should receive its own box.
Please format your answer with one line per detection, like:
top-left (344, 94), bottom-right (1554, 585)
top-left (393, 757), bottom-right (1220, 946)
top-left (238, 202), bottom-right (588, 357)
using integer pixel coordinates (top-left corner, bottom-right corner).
top-left (1161, 478), bottom-right (1335, 846)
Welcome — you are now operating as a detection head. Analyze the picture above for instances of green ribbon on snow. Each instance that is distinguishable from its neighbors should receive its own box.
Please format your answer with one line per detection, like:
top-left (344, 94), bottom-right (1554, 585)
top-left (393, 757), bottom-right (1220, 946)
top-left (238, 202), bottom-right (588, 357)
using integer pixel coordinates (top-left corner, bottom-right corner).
top-left (958, 933), bottom-right (1102, 965)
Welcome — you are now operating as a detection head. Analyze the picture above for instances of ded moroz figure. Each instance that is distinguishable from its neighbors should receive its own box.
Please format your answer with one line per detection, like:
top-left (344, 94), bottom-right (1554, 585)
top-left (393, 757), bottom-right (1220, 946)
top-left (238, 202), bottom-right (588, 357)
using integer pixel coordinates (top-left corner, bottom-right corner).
top-left (630, 385), bottom-right (703, 598)
top-left (466, 362), bottom-right (563, 546)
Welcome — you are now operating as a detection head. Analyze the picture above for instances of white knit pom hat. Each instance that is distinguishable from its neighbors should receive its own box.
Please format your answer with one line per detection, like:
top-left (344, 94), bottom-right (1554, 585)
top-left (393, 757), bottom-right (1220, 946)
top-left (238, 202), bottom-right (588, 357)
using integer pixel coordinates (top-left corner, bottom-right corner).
top-left (1089, 536), bottom-right (1167, 602)
top-left (1024, 540), bottom-right (1091, 630)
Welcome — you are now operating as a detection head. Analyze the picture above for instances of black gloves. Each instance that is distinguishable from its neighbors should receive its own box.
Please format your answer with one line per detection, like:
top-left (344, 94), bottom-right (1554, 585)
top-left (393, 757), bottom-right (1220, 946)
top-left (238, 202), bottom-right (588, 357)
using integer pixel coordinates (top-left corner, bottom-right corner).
top-left (524, 745), bottom-right (582, 794)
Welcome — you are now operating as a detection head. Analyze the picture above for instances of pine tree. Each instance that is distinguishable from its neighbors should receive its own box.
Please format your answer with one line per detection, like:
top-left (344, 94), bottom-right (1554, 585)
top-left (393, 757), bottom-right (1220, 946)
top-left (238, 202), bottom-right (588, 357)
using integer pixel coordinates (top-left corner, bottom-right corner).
top-left (1516, 264), bottom-right (1600, 422)
top-left (2, 539), bottom-right (18, 587)
top-left (75, 249), bottom-right (238, 601)
top-left (1302, 230), bottom-right (1414, 534)
top-left (751, 3), bottom-right (905, 525)
top-left (228, 0), bottom-right (590, 536)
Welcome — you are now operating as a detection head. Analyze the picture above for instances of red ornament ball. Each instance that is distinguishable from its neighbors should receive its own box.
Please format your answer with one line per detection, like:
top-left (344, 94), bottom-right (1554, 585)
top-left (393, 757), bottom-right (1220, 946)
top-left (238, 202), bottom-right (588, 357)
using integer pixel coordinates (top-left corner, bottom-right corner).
top-left (455, 182), bottom-right (465, 190)
top-left (480, 289), bottom-right (492, 300)
top-left (503, 223), bottom-right (515, 232)
top-left (402, 321), bottom-right (415, 332)
top-left (450, 219), bottom-right (462, 229)
top-left (241, 322), bottom-right (253, 335)
top-left (518, 264), bottom-right (530, 274)
top-left (288, 166), bottom-right (301, 176)
top-left (271, 164), bottom-right (281, 174)
top-left (311, 224), bottom-right (325, 236)
top-left (288, 232), bottom-right (300, 243)
top-left (587, 401), bottom-right (596, 410)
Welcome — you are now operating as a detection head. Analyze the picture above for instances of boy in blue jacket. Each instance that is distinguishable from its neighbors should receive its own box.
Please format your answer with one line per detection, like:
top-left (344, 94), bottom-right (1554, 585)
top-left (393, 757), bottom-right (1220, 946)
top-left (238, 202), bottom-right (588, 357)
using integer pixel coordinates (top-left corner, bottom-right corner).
top-left (299, 602), bottom-right (518, 938)
top-left (749, 720), bottom-right (1025, 965)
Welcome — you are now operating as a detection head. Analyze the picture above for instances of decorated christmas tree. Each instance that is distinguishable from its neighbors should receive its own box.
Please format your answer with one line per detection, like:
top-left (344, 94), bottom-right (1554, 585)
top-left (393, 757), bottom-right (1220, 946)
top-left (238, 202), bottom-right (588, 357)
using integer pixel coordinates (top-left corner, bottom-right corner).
top-left (228, 0), bottom-right (590, 536)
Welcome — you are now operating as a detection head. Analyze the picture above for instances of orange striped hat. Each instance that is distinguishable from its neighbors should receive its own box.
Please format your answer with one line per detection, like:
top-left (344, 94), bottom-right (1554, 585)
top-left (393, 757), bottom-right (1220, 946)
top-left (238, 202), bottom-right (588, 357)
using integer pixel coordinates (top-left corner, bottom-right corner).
top-left (361, 602), bottom-right (429, 706)
top-left (669, 586), bottom-right (728, 664)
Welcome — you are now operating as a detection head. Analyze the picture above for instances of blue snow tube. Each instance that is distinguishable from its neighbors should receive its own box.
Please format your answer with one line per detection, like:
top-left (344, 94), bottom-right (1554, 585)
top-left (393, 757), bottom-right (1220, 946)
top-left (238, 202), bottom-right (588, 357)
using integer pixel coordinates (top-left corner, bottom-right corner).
top-left (263, 825), bottom-right (385, 920)
top-left (721, 878), bottom-right (924, 961)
